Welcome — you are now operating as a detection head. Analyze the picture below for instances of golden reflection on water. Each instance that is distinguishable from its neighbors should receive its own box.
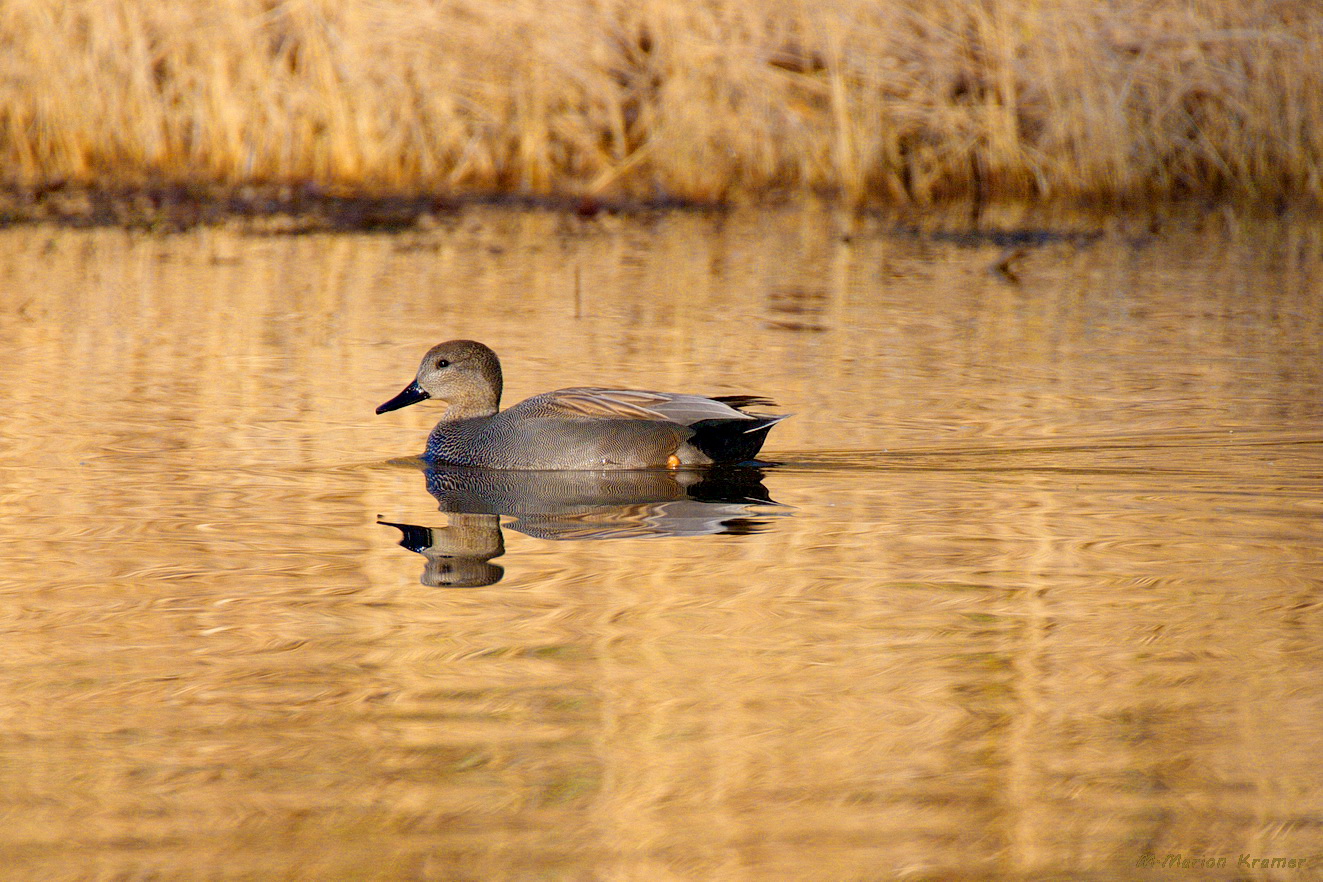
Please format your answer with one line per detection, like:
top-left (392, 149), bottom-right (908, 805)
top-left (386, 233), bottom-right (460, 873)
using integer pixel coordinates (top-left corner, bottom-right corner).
top-left (1, 209), bottom-right (1321, 880)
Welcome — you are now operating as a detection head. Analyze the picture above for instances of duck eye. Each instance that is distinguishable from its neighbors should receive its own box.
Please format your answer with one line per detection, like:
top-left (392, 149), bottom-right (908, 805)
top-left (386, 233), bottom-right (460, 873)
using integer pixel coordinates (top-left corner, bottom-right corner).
top-left (435, 359), bottom-right (450, 369)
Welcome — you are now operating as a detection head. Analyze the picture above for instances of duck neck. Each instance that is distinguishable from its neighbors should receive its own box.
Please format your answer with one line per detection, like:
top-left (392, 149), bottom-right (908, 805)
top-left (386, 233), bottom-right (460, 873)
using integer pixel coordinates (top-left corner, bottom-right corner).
top-left (439, 387), bottom-right (501, 421)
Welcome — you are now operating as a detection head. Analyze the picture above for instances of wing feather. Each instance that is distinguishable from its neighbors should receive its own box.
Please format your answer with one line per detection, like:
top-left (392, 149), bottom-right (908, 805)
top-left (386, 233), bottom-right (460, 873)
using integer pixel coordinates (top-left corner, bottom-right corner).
top-left (520, 388), bottom-right (764, 424)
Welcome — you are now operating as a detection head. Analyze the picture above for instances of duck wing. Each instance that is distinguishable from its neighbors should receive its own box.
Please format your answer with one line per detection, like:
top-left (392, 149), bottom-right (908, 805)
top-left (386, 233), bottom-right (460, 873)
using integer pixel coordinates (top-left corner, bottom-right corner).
top-left (516, 388), bottom-right (767, 425)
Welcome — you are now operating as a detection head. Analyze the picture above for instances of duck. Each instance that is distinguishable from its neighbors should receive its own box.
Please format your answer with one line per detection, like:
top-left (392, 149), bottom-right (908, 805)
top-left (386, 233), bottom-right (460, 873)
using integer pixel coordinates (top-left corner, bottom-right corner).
top-left (376, 340), bottom-right (786, 469)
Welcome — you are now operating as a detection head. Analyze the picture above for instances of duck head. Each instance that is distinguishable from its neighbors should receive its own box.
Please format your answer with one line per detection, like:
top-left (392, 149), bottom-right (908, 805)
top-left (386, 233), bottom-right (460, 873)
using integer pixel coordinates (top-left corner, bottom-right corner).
top-left (376, 340), bottom-right (505, 419)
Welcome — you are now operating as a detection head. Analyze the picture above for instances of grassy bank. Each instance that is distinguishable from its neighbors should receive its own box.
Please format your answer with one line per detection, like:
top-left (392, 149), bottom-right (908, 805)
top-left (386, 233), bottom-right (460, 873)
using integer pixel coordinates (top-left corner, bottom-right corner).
top-left (2, 0), bottom-right (1321, 210)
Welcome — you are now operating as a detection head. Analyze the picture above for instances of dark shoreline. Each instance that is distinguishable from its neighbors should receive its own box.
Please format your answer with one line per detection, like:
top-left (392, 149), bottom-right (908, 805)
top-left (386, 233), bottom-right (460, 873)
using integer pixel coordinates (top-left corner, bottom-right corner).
top-left (0, 183), bottom-right (720, 233)
top-left (0, 182), bottom-right (1313, 236)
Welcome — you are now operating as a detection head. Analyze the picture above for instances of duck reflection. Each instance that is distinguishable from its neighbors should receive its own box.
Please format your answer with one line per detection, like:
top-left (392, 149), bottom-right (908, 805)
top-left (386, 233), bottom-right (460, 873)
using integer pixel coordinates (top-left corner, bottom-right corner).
top-left (378, 514), bottom-right (508, 588)
top-left (379, 465), bottom-right (783, 587)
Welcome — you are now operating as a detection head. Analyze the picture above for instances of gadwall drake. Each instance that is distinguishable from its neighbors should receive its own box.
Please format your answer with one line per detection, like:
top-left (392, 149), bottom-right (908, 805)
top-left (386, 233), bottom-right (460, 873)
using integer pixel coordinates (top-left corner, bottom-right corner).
top-left (376, 340), bottom-right (787, 469)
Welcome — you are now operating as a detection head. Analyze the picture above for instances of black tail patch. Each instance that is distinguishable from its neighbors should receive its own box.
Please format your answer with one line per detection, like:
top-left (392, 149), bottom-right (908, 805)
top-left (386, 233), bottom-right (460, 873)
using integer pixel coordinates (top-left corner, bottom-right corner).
top-left (688, 416), bottom-right (783, 463)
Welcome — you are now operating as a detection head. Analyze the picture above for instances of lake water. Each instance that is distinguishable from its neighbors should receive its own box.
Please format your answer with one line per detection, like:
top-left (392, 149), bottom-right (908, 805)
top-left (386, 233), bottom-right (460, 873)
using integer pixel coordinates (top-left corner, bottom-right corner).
top-left (1, 206), bottom-right (1320, 880)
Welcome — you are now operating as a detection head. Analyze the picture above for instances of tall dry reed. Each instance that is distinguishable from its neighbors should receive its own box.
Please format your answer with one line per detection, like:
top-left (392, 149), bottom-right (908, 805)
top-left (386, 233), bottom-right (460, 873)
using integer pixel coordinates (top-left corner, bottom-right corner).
top-left (0, 0), bottom-right (1320, 206)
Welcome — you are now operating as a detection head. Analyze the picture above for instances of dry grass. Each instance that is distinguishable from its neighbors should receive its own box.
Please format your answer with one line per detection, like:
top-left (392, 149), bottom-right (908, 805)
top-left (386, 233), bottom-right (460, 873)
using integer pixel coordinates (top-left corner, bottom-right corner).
top-left (1, 0), bottom-right (1321, 207)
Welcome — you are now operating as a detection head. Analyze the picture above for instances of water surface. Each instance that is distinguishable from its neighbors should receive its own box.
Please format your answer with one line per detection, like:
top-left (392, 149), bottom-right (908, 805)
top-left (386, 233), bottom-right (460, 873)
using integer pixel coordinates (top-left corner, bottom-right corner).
top-left (1, 208), bottom-right (1320, 880)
